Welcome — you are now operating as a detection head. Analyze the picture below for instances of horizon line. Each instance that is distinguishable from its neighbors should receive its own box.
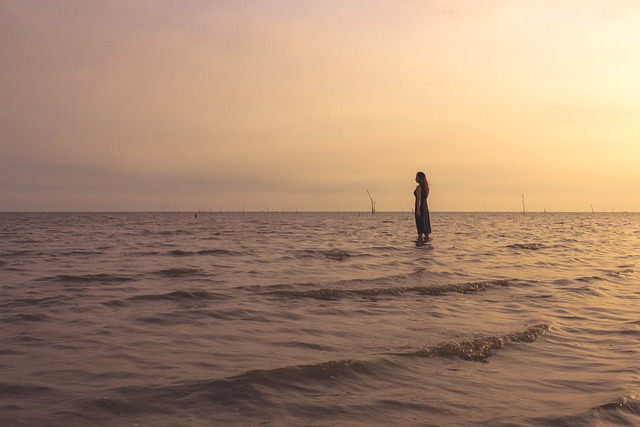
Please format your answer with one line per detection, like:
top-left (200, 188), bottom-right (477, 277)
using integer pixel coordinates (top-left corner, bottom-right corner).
top-left (1, 210), bottom-right (636, 214)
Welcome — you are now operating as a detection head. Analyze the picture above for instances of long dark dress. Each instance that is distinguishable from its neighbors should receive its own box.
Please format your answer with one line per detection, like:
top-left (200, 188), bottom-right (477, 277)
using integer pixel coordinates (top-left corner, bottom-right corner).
top-left (414, 186), bottom-right (432, 236)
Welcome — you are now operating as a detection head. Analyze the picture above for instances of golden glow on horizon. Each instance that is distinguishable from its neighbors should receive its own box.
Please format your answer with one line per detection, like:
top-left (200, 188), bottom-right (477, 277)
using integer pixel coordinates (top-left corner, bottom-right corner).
top-left (1, 0), bottom-right (639, 212)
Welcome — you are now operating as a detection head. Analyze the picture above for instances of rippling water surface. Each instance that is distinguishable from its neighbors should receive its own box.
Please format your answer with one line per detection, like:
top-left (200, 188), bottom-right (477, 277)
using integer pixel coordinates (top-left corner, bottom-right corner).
top-left (1, 212), bottom-right (639, 426)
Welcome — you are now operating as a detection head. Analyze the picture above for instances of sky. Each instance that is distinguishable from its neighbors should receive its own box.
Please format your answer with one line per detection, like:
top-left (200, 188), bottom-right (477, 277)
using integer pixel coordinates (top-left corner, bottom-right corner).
top-left (1, 0), bottom-right (640, 212)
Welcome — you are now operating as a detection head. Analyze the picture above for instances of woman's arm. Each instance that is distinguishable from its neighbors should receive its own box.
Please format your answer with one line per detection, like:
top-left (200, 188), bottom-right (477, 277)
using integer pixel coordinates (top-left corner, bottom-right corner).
top-left (415, 186), bottom-right (422, 216)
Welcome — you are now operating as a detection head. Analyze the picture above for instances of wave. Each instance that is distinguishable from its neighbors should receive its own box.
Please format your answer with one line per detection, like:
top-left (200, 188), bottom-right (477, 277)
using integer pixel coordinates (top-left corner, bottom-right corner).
top-left (534, 391), bottom-right (640, 426)
top-left (594, 392), bottom-right (640, 413)
top-left (84, 324), bottom-right (550, 418)
top-left (168, 249), bottom-right (241, 257)
top-left (39, 274), bottom-right (135, 284)
top-left (60, 250), bottom-right (104, 257)
top-left (0, 249), bottom-right (33, 257)
top-left (273, 340), bottom-right (335, 352)
top-left (297, 249), bottom-right (352, 261)
top-left (229, 324), bottom-right (548, 384)
top-left (144, 228), bottom-right (191, 236)
top-left (128, 290), bottom-right (223, 303)
top-left (230, 359), bottom-right (375, 389)
top-left (156, 268), bottom-right (201, 277)
top-left (320, 249), bottom-right (352, 261)
top-left (0, 382), bottom-right (52, 396)
top-left (256, 268), bottom-right (428, 293)
top-left (508, 243), bottom-right (543, 250)
top-left (1, 313), bottom-right (51, 323)
top-left (271, 279), bottom-right (511, 300)
top-left (87, 358), bottom-right (380, 418)
top-left (1, 295), bottom-right (71, 309)
top-left (103, 289), bottom-right (228, 310)
top-left (391, 323), bottom-right (550, 362)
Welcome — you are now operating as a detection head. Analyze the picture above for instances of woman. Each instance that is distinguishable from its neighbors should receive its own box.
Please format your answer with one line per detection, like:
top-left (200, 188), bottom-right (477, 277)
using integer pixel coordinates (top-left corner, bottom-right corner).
top-left (414, 171), bottom-right (431, 242)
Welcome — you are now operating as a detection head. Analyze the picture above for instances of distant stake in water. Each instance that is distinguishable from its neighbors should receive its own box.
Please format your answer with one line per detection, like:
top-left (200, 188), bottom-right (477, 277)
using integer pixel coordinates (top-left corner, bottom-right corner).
top-left (522, 194), bottom-right (526, 216)
top-left (366, 190), bottom-right (376, 215)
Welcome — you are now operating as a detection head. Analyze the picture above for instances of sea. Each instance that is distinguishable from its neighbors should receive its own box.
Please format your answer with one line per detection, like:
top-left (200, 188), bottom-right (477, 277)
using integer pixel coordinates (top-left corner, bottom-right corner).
top-left (1, 211), bottom-right (639, 427)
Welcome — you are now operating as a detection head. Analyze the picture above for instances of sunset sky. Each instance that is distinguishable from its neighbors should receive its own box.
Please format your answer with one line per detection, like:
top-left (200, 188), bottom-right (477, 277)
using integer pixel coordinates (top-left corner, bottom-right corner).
top-left (2, 0), bottom-right (639, 212)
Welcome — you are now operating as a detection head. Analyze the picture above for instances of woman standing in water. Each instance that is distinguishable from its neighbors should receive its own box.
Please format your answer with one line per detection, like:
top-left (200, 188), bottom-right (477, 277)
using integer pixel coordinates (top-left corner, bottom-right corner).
top-left (414, 171), bottom-right (431, 242)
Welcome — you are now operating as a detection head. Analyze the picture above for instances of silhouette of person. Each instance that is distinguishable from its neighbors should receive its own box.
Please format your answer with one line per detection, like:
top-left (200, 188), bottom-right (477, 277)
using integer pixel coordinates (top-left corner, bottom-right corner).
top-left (414, 171), bottom-right (431, 242)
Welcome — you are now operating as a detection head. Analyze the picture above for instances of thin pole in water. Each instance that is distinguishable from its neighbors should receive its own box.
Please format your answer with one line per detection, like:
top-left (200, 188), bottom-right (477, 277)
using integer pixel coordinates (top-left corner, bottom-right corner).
top-left (366, 190), bottom-right (376, 215)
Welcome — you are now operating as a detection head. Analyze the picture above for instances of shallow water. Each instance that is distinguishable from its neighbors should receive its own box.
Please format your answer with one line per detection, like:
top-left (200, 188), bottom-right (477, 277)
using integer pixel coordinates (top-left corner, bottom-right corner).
top-left (1, 212), bottom-right (639, 426)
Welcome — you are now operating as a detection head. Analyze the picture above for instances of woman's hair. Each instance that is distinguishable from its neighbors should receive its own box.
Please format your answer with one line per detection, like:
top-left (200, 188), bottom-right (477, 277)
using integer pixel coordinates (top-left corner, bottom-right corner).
top-left (416, 171), bottom-right (428, 189)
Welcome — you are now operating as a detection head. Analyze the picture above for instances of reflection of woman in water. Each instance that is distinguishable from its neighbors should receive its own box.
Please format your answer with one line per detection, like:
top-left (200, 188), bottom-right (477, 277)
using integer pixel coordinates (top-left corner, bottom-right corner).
top-left (414, 171), bottom-right (431, 242)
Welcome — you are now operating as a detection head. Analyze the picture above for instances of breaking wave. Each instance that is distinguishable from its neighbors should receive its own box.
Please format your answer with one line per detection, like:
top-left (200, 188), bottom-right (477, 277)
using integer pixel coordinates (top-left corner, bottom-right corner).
top-left (81, 323), bottom-right (550, 421)
top-left (393, 323), bottom-right (550, 362)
